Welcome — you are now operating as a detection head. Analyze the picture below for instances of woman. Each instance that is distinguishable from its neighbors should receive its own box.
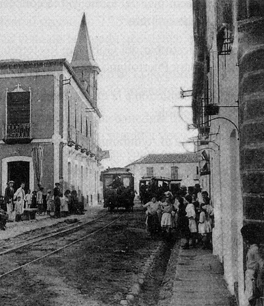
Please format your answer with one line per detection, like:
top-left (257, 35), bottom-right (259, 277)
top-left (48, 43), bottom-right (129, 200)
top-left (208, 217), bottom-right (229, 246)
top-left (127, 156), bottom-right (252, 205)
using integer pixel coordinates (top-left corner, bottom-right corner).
top-left (185, 194), bottom-right (197, 248)
top-left (143, 196), bottom-right (161, 235)
top-left (160, 194), bottom-right (173, 235)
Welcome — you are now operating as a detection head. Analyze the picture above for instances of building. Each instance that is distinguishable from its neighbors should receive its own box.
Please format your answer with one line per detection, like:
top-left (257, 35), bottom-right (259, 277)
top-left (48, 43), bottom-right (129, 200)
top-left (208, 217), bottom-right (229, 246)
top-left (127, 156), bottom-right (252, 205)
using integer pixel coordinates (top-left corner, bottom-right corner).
top-left (0, 13), bottom-right (103, 206)
top-left (192, 1), bottom-right (264, 304)
top-left (126, 153), bottom-right (200, 194)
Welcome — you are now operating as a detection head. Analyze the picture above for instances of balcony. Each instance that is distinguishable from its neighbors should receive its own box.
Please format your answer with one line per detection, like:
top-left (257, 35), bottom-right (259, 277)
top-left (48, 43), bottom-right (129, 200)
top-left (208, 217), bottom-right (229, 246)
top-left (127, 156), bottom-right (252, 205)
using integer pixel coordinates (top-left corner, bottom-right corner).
top-left (3, 123), bottom-right (32, 144)
top-left (67, 126), bottom-right (81, 150)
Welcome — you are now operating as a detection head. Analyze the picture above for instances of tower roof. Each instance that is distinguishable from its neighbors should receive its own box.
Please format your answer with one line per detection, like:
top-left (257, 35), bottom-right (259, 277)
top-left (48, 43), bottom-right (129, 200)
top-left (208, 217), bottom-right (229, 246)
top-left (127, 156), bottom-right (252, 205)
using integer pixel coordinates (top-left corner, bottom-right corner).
top-left (71, 13), bottom-right (99, 69)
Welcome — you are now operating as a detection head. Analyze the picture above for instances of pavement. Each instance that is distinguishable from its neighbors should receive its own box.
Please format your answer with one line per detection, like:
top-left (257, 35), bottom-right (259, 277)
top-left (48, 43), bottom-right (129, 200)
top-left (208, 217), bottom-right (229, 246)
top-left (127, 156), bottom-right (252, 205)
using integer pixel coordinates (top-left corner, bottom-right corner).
top-left (0, 205), bottom-right (103, 241)
top-left (159, 243), bottom-right (237, 306)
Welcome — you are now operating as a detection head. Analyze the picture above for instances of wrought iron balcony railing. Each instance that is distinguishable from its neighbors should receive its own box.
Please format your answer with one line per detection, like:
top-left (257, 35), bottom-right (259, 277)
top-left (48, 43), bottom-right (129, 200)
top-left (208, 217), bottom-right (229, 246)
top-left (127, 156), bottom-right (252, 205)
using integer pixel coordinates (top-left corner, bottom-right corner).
top-left (3, 123), bottom-right (32, 144)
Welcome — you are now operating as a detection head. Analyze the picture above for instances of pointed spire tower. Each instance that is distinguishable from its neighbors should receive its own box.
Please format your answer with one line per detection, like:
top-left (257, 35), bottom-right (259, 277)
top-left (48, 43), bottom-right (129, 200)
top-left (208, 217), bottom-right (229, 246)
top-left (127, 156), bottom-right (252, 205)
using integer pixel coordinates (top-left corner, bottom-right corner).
top-left (71, 13), bottom-right (100, 106)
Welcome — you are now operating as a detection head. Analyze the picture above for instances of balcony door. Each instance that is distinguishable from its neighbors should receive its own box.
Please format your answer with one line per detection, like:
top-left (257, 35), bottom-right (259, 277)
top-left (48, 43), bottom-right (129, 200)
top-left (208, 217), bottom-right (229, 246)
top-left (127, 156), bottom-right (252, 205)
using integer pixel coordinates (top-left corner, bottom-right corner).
top-left (5, 85), bottom-right (31, 143)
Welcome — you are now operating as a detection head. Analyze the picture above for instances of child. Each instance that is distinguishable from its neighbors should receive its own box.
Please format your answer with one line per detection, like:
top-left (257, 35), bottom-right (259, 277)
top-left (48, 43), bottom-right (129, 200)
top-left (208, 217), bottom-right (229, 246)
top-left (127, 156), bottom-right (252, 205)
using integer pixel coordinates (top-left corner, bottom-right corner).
top-left (46, 189), bottom-right (52, 216)
top-left (24, 189), bottom-right (32, 209)
top-left (60, 190), bottom-right (70, 218)
top-left (241, 224), bottom-right (264, 306)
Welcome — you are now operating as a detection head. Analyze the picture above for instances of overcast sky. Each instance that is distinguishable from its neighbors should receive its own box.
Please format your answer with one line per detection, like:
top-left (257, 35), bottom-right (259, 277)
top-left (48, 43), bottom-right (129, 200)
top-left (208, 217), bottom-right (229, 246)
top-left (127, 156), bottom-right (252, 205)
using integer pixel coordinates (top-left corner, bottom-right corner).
top-left (0, 0), bottom-right (197, 167)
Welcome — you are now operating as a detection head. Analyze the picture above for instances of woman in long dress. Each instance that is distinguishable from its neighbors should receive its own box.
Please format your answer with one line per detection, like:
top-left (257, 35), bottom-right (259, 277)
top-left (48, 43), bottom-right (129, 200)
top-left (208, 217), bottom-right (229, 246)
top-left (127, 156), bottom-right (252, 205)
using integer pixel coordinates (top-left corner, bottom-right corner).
top-left (185, 195), bottom-right (197, 248)
top-left (160, 195), bottom-right (173, 232)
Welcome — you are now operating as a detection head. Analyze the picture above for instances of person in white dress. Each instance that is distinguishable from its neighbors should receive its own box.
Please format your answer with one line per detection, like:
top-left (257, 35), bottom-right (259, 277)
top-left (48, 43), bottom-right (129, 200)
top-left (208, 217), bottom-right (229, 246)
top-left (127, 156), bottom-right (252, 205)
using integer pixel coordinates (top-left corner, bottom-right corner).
top-left (24, 190), bottom-right (32, 209)
top-left (14, 196), bottom-right (24, 221)
top-left (60, 190), bottom-right (70, 217)
top-left (14, 182), bottom-right (26, 214)
top-left (185, 194), bottom-right (197, 247)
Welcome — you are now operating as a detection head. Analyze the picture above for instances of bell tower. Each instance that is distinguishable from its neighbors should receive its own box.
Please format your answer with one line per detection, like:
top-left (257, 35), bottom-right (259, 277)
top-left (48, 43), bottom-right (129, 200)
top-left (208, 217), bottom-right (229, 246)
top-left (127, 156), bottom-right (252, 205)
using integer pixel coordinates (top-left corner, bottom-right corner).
top-left (71, 13), bottom-right (100, 106)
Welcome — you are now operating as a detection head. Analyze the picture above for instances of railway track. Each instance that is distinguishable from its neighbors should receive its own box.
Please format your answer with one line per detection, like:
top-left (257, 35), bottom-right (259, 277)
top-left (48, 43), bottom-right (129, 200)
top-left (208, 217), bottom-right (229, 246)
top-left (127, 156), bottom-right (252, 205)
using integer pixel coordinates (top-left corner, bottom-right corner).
top-left (0, 212), bottom-right (108, 256)
top-left (0, 212), bottom-right (123, 279)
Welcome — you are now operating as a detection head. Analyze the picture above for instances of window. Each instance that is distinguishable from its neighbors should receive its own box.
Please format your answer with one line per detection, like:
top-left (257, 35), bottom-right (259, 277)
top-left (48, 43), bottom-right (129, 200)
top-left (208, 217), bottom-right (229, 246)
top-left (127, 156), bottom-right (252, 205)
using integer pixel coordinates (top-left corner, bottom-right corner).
top-left (6, 90), bottom-right (30, 140)
top-left (146, 167), bottom-right (153, 177)
top-left (171, 166), bottom-right (178, 180)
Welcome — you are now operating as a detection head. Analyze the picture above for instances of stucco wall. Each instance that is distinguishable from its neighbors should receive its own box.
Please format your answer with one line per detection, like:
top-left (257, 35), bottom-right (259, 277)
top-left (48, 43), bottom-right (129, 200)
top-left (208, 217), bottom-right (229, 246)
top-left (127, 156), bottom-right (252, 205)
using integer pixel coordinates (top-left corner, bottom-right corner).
top-left (0, 75), bottom-right (55, 139)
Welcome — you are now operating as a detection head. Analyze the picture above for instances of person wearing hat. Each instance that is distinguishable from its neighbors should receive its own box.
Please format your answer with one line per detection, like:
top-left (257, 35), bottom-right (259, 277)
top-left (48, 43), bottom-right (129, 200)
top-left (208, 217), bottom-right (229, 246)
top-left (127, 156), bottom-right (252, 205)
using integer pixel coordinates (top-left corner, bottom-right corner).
top-left (4, 181), bottom-right (15, 220)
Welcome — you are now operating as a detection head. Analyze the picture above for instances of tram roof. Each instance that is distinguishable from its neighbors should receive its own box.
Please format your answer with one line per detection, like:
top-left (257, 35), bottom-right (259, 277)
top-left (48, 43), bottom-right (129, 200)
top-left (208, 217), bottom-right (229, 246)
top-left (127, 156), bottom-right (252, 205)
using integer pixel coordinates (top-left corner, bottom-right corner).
top-left (101, 167), bottom-right (132, 175)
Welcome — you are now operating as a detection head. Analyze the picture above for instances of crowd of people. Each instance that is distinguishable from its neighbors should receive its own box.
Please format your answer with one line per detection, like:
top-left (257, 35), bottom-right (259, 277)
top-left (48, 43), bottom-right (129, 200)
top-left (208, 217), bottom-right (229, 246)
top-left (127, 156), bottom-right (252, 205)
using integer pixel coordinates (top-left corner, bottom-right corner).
top-left (0, 181), bottom-right (85, 230)
top-left (142, 185), bottom-right (214, 249)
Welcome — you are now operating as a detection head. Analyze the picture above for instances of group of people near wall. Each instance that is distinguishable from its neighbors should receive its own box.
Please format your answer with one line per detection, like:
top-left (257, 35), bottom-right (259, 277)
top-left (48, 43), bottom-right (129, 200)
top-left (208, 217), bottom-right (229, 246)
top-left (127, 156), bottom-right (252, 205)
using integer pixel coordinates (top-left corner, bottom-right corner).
top-left (0, 181), bottom-right (85, 230)
top-left (143, 185), bottom-right (214, 249)
top-left (241, 224), bottom-right (264, 306)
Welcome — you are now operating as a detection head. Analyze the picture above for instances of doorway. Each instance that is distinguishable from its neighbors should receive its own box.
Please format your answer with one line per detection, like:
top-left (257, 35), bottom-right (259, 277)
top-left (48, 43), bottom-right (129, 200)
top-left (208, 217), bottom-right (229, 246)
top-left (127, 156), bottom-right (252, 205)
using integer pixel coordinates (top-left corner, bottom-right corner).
top-left (8, 161), bottom-right (30, 192)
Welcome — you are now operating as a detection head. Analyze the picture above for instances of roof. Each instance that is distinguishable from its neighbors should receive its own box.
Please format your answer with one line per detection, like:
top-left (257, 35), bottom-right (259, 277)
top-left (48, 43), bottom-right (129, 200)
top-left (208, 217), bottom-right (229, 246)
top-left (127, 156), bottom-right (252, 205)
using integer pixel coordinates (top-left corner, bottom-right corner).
top-left (71, 13), bottom-right (99, 69)
top-left (0, 58), bottom-right (101, 118)
top-left (127, 153), bottom-right (201, 166)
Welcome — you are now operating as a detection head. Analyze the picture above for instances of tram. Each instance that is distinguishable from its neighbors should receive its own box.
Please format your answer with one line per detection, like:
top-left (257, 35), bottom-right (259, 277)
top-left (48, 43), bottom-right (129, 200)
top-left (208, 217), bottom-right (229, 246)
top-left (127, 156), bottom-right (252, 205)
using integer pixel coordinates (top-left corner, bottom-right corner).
top-left (101, 167), bottom-right (135, 211)
top-left (139, 176), bottom-right (181, 203)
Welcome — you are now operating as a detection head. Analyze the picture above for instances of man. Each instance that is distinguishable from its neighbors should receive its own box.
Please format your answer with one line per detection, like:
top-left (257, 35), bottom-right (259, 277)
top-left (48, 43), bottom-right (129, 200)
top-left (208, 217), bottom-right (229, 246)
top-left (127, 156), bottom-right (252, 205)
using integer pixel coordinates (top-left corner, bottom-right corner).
top-left (14, 182), bottom-right (26, 214)
top-left (4, 181), bottom-right (15, 220)
top-left (53, 182), bottom-right (61, 197)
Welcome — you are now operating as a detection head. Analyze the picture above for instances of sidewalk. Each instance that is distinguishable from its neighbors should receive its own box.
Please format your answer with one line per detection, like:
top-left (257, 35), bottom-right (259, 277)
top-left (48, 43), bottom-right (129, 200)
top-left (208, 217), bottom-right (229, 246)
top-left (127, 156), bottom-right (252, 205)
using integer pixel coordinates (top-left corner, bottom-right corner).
top-left (159, 245), bottom-right (237, 306)
top-left (0, 205), bottom-right (104, 241)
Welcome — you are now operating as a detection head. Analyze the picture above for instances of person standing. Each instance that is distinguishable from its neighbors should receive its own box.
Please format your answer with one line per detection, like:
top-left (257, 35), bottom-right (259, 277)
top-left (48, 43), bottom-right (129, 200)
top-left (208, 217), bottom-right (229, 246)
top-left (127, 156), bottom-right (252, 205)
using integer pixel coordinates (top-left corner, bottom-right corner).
top-left (185, 194), bottom-right (197, 248)
top-left (36, 186), bottom-right (44, 214)
top-left (241, 224), bottom-right (264, 306)
top-left (14, 196), bottom-right (24, 222)
top-left (53, 182), bottom-right (61, 197)
top-left (46, 189), bottom-right (52, 215)
top-left (24, 189), bottom-right (32, 209)
top-left (60, 190), bottom-right (70, 217)
top-left (14, 182), bottom-right (26, 213)
top-left (42, 188), bottom-right (47, 214)
top-left (4, 181), bottom-right (15, 220)
top-left (54, 192), bottom-right (61, 218)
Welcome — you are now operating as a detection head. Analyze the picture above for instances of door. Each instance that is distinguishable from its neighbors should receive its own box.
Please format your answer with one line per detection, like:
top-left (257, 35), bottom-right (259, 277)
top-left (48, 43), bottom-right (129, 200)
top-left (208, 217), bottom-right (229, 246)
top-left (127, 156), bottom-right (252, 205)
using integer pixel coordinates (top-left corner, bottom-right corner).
top-left (8, 161), bottom-right (30, 192)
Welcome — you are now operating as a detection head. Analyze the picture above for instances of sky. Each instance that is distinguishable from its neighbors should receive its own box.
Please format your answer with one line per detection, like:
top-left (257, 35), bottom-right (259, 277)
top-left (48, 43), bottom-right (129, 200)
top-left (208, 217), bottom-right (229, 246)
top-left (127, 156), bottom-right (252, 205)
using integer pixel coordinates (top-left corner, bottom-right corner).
top-left (0, 0), bottom-right (197, 167)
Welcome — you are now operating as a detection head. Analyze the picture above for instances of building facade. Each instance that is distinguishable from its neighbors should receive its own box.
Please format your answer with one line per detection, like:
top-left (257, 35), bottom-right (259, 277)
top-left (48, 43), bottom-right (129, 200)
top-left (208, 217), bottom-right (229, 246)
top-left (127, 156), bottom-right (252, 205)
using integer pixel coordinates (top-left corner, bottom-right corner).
top-left (127, 153), bottom-right (200, 194)
top-left (0, 14), bottom-right (103, 206)
top-left (192, 1), bottom-right (264, 304)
